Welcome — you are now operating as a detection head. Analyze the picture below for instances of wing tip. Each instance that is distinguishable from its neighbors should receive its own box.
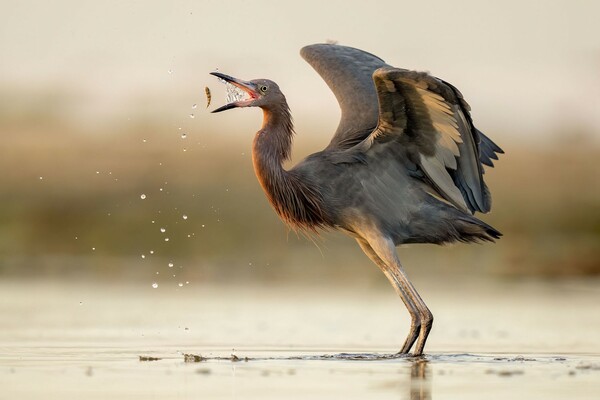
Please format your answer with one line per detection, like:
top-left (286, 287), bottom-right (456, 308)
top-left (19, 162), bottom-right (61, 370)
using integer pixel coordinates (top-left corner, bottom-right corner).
top-left (300, 43), bottom-right (386, 64)
top-left (299, 44), bottom-right (317, 60)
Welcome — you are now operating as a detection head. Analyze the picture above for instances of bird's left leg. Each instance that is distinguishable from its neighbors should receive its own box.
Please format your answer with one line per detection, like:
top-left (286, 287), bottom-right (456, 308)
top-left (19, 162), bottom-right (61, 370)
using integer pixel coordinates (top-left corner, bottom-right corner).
top-left (362, 236), bottom-right (434, 356)
top-left (356, 238), bottom-right (420, 354)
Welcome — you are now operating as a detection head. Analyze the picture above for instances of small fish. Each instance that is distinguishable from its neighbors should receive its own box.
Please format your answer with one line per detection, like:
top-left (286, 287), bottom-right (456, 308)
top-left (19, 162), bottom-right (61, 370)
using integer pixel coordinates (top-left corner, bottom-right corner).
top-left (205, 86), bottom-right (211, 108)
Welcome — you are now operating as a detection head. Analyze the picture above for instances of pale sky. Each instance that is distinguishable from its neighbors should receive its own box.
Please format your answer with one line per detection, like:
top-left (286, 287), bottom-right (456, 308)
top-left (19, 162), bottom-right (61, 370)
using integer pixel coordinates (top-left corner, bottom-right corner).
top-left (2, 0), bottom-right (599, 141)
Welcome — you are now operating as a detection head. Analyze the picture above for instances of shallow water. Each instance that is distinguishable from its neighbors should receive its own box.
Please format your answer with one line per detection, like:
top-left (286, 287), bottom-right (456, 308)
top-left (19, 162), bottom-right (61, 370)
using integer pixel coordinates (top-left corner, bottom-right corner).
top-left (1, 278), bottom-right (599, 399)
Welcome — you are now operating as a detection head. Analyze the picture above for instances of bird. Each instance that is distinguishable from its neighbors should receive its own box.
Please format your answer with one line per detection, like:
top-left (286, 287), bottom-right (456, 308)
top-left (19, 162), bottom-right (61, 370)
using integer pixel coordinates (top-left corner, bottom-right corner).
top-left (210, 43), bottom-right (503, 356)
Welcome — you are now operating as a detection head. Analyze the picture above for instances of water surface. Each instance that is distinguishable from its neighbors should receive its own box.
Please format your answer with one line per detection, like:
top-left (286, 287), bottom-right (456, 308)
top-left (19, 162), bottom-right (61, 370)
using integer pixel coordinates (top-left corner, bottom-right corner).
top-left (1, 278), bottom-right (599, 399)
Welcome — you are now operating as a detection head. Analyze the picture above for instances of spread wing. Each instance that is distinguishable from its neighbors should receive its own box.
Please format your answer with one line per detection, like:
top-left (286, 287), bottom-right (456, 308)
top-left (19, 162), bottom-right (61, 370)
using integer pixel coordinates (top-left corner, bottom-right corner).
top-left (300, 43), bottom-right (389, 150)
top-left (363, 67), bottom-right (499, 214)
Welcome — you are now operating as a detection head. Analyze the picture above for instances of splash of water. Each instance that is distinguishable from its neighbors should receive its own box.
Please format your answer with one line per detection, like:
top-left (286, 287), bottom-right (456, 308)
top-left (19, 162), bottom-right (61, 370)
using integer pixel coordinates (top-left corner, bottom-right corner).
top-left (217, 78), bottom-right (248, 104)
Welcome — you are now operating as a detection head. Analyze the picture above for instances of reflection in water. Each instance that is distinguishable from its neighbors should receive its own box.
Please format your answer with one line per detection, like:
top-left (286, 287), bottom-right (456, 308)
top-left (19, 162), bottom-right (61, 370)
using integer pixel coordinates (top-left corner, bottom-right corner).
top-left (179, 350), bottom-right (433, 399)
top-left (179, 351), bottom-right (433, 399)
top-left (410, 359), bottom-right (431, 400)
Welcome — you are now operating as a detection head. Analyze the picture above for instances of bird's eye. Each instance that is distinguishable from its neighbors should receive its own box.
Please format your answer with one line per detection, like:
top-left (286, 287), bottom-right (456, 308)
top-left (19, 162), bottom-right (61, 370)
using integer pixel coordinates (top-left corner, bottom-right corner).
top-left (259, 85), bottom-right (268, 93)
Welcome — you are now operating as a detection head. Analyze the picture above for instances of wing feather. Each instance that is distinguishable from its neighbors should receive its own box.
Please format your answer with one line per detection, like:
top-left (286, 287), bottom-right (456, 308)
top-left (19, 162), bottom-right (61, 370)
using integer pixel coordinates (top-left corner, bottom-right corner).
top-left (366, 67), bottom-right (495, 213)
top-left (300, 44), bottom-right (389, 150)
top-left (419, 154), bottom-right (469, 211)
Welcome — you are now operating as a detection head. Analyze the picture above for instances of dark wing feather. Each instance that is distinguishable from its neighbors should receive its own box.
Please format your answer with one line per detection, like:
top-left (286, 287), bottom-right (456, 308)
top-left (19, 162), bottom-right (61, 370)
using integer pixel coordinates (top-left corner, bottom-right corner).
top-left (300, 44), bottom-right (389, 150)
top-left (364, 67), bottom-right (496, 214)
top-left (478, 129), bottom-right (504, 168)
top-left (440, 79), bottom-right (504, 171)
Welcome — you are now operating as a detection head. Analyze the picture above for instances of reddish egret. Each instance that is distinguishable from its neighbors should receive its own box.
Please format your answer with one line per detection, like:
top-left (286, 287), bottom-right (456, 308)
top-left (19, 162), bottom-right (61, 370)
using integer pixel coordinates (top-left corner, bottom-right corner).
top-left (210, 43), bottom-right (503, 356)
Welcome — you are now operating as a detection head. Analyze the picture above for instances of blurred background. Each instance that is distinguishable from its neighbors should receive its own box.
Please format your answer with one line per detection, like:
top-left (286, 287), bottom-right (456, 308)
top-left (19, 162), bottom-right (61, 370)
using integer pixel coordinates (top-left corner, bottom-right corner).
top-left (1, 0), bottom-right (599, 288)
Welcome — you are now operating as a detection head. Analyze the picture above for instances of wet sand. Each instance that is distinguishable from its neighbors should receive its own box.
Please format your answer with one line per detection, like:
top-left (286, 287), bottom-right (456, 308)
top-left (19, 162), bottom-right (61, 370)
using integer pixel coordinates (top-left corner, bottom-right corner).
top-left (1, 278), bottom-right (599, 399)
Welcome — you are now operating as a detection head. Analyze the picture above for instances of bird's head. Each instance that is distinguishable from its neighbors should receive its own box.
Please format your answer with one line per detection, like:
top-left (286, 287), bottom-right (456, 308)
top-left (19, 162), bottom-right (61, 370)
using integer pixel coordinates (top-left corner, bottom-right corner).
top-left (210, 72), bottom-right (284, 113)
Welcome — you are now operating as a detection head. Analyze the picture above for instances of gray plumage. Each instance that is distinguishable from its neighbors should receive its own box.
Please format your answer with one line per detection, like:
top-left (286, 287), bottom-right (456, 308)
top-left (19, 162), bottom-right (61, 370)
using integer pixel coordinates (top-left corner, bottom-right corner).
top-left (210, 43), bottom-right (503, 356)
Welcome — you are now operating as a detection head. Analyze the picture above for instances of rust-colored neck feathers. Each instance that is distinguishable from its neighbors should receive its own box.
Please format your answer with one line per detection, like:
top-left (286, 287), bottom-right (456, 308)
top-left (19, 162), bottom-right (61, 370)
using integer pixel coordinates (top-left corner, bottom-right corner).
top-left (252, 102), bottom-right (330, 232)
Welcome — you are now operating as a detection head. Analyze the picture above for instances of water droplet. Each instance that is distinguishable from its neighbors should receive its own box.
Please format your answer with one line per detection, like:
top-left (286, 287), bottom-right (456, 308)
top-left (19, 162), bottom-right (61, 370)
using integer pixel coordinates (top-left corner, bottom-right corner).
top-left (181, 133), bottom-right (187, 139)
top-left (178, 283), bottom-right (183, 287)
top-left (201, 224), bottom-right (205, 228)
top-left (159, 188), bottom-right (163, 191)
top-left (151, 220), bottom-right (155, 224)
top-left (143, 139), bottom-right (147, 143)
top-left (92, 247), bottom-right (96, 251)
top-left (152, 283), bottom-right (158, 289)
top-left (141, 254), bottom-right (146, 259)
top-left (168, 262), bottom-right (174, 268)
top-left (192, 104), bottom-right (197, 109)
top-left (182, 215), bottom-right (188, 220)
top-left (150, 250), bottom-right (154, 254)
top-left (189, 114), bottom-right (195, 119)
top-left (186, 281), bottom-right (189, 284)
top-left (182, 148), bottom-right (187, 152)
top-left (164, 238), bottom-right (170, 242)
top-left (140, 194), bottom-right (147, 200)
top-left (160, 227), bottom-right (166, 233)
top-left (39, 176), bottom-right (43, 180)
top-left (79, 301), bottom-right (83, 306)
top-left (168, 69), bottom-right (173, 75)
top-left (96, 171), bottom-right (100, 174)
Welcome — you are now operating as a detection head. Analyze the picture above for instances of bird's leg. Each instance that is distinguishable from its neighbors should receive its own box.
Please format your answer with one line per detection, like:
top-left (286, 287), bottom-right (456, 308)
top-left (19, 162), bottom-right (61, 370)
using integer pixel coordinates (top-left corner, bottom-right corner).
top-left (411, 286), bottom-right (434, 356)
top-left (358, 237), bottom-right (434, 356)
top-left (356, 238), bottom-right (421, 354)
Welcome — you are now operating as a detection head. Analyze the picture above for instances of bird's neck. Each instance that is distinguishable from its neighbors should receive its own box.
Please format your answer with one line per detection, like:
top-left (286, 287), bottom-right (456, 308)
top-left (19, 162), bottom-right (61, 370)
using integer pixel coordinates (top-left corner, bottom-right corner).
top-left (254, 103), bottom-right (295, 167)
top-left (252, 102), bottom-right (329, 231)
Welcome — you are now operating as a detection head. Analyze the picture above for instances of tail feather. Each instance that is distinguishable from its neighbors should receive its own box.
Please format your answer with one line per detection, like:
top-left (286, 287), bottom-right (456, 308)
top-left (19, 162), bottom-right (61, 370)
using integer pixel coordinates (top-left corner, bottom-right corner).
top-left (456, 216), bottom-right (502, 243)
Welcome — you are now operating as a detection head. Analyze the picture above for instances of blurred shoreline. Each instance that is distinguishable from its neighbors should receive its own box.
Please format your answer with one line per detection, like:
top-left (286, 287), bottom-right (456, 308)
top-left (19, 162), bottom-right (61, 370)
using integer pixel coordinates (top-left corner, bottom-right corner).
top-left (0, 87), bottom-right (598, 281)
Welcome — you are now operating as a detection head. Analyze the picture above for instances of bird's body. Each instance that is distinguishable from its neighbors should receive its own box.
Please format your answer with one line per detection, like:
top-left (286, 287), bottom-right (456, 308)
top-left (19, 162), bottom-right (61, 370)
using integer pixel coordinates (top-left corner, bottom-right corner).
top-left (211, 44), bottom-right (503, 356)
top-left (288, 144), bottom-right (498, 246)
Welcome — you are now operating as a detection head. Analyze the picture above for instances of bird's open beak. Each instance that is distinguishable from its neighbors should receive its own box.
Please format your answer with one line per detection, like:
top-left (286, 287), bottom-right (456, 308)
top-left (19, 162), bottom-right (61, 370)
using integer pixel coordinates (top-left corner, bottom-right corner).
top-left (210, 72), bottom-right (259, 113)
